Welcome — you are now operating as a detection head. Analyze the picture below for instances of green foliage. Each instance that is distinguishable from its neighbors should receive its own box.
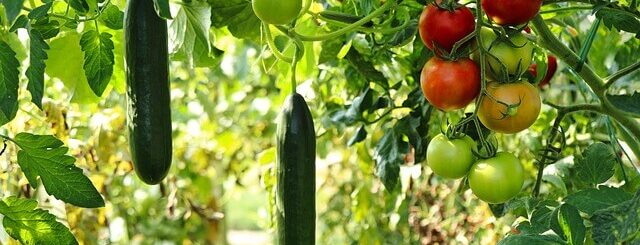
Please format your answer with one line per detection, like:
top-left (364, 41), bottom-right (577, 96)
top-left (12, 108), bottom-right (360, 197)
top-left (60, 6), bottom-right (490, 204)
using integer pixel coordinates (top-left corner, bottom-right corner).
top-left (564, 186), bottom-right (633, 215)
top-left (573, 143), bottom-right (616, 185)
top-left (607, 93), bottom-right (640, 118)
top-left (0, 0), bottom-right (24, 23)
top-left (0, 197), bottom-right (77, 245)
top-left (26, 29), bottom-right (49, 109)
top-left (99, 5), bottom-right (124, 30)
top-left (0, 40), bottom-right (19, 126)
top-left (80, 30), bottom-right (114, 97)
top-left (591, 190), bottom-right (640, 244)
top-left (14, 133), bottom-right (105, 208)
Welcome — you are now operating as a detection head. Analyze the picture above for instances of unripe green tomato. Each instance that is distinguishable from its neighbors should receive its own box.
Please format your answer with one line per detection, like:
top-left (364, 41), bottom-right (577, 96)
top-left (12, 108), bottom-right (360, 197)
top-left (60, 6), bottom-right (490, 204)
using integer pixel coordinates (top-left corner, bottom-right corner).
top-left (468, 152), bottom-right (524, 204)
top-left (252, 0), bottom-right (302, 25)
top-left (478, 27), bottom-right (534, 80)
top-left (427, 134), bottom-right (476, 179)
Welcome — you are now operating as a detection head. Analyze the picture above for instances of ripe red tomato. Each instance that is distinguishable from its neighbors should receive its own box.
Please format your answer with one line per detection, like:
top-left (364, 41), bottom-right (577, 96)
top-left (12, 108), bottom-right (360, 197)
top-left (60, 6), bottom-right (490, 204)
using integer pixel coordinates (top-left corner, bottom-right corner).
top-left (468, 152), bottom-right (524, 203)
top-left (482, 0), bottom-right (542, 26)
top-left (529, 55), bottom-right (558, 88)
top-left (421, 56), bottom-right (481, 111)
top-left (418, 4), bottom-right (476, 52)
top-left (478, 81), bottom-right (541, 134)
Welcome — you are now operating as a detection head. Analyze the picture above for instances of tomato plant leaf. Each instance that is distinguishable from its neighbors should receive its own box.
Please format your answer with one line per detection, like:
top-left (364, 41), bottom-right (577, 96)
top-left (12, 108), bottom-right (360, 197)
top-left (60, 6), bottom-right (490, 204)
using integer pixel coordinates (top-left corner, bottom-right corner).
top-left (14, 133), bottom-right (105, 208)
top-left (550, 203), bottom-right (586, 245)
top-left (32, 18), bottom-right (60, 39)
top-left (209, 0), bottom-right (260, 42)
top-left (80, 30), bottom-right (114, 97)
top-left (0, 197), bottom-right (77, 245)
top-left (0, 0), bottom-right (24, 23)
top-left (374, 127), bottom-right (410, 191)
top-left (9, 14), bottom-right (28, 32)
top-left (65, 0), bottom-right (89, 15)
top-left (607, 93), bottom-right (640, 118)
top-left (595, 8), bottom-right (640, 37)
top-left (26, 29), bottom-right (49, 110)
top-left (344, 48), bottom-right (388, 89)
top-left (153, 0), bottom-right (172, 19)
top-left (46, 32), bottom-right (99, 104)
top-left (591, 190), bottom-right (640, 244)
top-left (498, 234), bottom-right (567, 245)
top-left (574, 142), bottom-right (616, 185)
top-left (564, 186), bottom-right (633, 215)
top-left (319, 38), bottom-right (343, 65)
top-left (348, 125), bottom-right (368, 146)
top-left (27, 2), bottom-right (52, 20)
top-left (170, 0), bottom-right (220, 67)
top-left (0, 40), bottom-right (20, 126)
top-left (99, 4), bottom-right (124, 30)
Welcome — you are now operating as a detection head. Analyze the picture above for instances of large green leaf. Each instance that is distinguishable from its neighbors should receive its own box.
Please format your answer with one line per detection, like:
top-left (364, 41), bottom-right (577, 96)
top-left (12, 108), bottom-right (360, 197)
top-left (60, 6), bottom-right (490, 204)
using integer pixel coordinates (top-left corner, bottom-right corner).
top-left (565, 186), bottom-right (633, 215)
top-left (80, 30), bottom-right (114, 97)
top-left (0, 0), bottom-right (24, 23)
top-left (209, 0), bottom-right (261, 41)
top-left (0, 197), bottom-right (77, 245)
top-left (26, 29), bottom-right (49, 109)
top-left (14, 133), bottom-right (105, 208)
top-left (374, 127), bottom-right (409, 191)
top-left (592, 190), bottom-right (640, 244)
top-left (170, 0), bottom-right (220, 67)
top-left (0, 40), bottom-right (20, 126)
top-left (607, 93), bottom-right (640, 118)
top-left (45, 32), bottom-right (99, 104)
top-left (596, 8), bottom-right (640, 37)
top-left (550, 204), bottom-right (586, 245)
top-left (99, 4), bottom-right (124, 30)
top-left (574, 143), bottom-right (616, 185)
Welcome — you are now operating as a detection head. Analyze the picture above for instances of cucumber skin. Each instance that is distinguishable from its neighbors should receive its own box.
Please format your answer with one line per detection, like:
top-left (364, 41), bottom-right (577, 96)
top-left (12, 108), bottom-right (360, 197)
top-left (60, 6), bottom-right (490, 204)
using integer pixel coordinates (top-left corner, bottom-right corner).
top-left (276, 93), bottom-right (316, 245)
top-left (124, 0), bottom-right (172, 185)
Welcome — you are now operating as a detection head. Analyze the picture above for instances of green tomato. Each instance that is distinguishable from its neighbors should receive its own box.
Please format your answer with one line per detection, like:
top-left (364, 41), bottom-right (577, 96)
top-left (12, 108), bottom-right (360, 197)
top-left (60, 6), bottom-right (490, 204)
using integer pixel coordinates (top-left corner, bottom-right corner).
top-left (468, 152), bottom-right (524, 204)
top-left (252, 0), bottom-right (302, 25)
top-left (427, 134), bottom-right (476, 179)
top-left (478, 27), bottom-right (534, 80)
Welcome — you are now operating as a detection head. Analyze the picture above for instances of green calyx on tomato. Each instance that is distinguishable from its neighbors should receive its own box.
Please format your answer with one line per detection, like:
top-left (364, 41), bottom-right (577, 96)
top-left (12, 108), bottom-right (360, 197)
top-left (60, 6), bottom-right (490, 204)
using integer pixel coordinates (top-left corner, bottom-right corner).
top-left (478, 81), bottom-right (541, 134)
top-left (427, 133), bottom-right (477, 179)
top-left (252, 0), bottom-right (302, 25)
top-left (420, 56), bottom-right (481, 111)
top-left (468, 152), bottom-right (524, 204)
top-left (476, 27), bottom-right (534, 82)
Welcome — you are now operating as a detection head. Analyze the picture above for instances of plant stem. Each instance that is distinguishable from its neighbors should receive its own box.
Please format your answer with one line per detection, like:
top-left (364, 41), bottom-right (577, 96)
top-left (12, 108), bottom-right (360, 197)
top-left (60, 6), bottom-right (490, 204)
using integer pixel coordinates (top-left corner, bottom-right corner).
top-left (539, 5), bottom-right (594, 14)
top-left (290, 0), bottom-right (395, 41)
top-left (263, 23), bottom-right (293, 63)
top-left (0, 134), bottom-right (16, 145)
top-left (290, 46), bottom-right (299, 93)
top-left (604, 60), bottom-right (640, 89)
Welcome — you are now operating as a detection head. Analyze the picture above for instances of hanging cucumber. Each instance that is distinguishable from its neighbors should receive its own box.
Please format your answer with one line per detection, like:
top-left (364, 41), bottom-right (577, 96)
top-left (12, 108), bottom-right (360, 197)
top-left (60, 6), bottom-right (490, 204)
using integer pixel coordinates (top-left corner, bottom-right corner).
top-left (276, 93), bottom-right (316, 244)
top-left (124, 0), bottom-right (172, 185)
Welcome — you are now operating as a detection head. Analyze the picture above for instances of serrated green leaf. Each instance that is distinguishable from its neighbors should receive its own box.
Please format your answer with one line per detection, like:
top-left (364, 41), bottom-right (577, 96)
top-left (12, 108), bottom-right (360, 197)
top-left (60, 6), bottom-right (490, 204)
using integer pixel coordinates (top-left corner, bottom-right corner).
top-left (65, 0), bottom-right (89, 14)
top-left (26, 29), bottom-right (49, 109)
top-left (80, 30), bottom-right (114, 97)
top-left (565, 186), bottom-right (633, 215)
top-left (27, 2), bottom-right (52, 19)
top-left (574, 142), bottom-right (616, 185)
top-left (607, 93), bottom-right (640, 118)
top-left (170, 0), bottom-right (219, 67)
top-left (596, 8), bottom-right (640, 37)
top-left (1, 0), bottom-right (24, 23)
top-left (0, 197), bottom-right (78, 245)
top-left (99, 4), bottom-right (123, 30)
top-left (9, 14), bottom-right (28, 32)
top-left (344, 48), bottom-right (388, 88)
top-left (0, 40), bottom-right (20, 126)
top-left (592, 190), bottom-right (640, 244)
top-left (498, 234), bottom-right (567, 245)
top-left (153, 0), bottom-right (172, 19)
top-left (374, 128), bottom-right (409, 191)
top-left (14, 133), bottom-right (105, 208)
top-left (552, 204), bottom-right (586, 245)
top-left (46, 32), bottom-right (99, 104)
top-left (32, 18), bottom-right (60, 39)
top-left (209, 0), bottom-right (261, 41)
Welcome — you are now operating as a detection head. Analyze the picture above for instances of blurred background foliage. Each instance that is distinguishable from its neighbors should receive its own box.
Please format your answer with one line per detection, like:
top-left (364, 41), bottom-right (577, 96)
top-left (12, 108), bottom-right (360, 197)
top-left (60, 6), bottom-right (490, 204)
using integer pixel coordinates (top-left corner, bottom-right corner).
top-left (0, 0), bottom-right (639, 244)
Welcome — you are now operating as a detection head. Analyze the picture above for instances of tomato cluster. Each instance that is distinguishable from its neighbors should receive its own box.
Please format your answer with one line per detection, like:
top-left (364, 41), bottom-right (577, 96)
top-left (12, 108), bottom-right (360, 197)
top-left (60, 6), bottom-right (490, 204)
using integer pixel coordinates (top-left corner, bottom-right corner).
top-left (417, 0), bottom-right (552, 204)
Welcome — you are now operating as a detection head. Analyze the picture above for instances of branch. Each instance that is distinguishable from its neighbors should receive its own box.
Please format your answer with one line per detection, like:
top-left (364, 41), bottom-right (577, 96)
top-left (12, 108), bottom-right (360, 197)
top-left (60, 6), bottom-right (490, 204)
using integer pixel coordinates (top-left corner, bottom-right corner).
top-left (543, 0), bottom-right (640, 19)
top-left (604, 60), bottom-right (640, 89)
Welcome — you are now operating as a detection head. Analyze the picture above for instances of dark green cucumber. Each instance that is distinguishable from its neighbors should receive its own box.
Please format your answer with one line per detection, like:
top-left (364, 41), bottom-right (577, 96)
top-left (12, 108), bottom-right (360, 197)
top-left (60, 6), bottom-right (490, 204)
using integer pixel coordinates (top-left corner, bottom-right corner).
top-left (123, 0), bottom-right (172, 185)
top-left (276, 93), bottom-right (316, 245)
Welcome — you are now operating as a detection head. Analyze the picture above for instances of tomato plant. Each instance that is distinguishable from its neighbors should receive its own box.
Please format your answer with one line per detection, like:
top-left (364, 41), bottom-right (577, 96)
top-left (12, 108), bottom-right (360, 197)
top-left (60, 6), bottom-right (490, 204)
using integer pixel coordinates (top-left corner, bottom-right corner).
top-left (468, 152), bottom-right (524, 204)
top-left (418, 4), bottom-right (475, 52)
top-left (478, 81), bottom-right (541, 134)
top-left (420, 56), bottom-right (481, 111)
top-left (482, 0), bottom-right (542, 26)
top-left (477, 27), bottom-right (534, 81)
top-left (427, 134), bottom-right (476, 179)
top-left (252, 0), bottom-right (302, 25)
top-left (529, 55), bottom-right (558, 87)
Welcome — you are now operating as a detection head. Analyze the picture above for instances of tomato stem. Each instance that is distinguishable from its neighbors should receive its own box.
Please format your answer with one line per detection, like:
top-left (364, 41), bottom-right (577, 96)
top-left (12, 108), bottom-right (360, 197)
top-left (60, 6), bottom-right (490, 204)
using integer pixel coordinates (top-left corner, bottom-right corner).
top-left (263, 23), bottom-right (294, 63)
top-left (289, 0), bottom-right (396, 42)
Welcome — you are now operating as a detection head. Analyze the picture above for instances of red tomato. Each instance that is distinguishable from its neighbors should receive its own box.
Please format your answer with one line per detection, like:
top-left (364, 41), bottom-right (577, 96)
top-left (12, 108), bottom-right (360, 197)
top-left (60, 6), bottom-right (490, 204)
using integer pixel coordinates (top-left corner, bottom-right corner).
top-left (421, 56), bottom-right (481, 111)
top-left (482, 0), bottom-right (542, 26)
top-left (418, 4), bottom-right (476, 52)
top-left (529, 55), bottom-right (558, 88)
